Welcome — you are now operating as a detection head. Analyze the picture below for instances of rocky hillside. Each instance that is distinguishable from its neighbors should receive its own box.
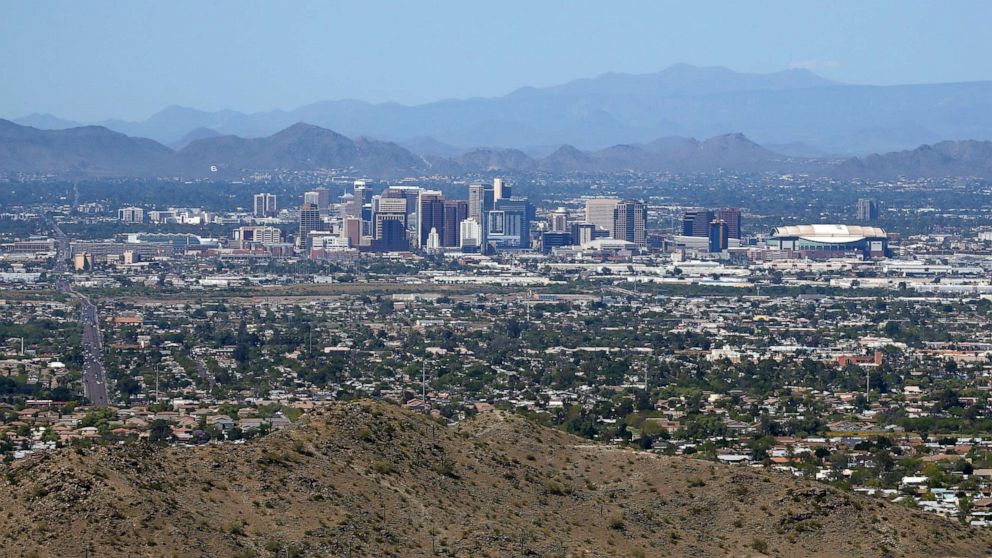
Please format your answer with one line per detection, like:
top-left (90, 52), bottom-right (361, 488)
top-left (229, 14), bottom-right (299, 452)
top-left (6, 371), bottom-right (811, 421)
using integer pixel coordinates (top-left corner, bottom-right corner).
top-left (0, 119), bottom-right (173, 176)
top-left (834, 140), bottom-right (992, 179)
top-left (1, 401), bottom-right (989, 557)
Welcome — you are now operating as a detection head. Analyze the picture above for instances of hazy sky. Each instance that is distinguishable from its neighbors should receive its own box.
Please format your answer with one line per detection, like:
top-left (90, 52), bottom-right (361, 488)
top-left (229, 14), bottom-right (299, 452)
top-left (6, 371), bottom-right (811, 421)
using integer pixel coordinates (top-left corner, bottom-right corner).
top-left (2, 0), bottom-right (990, 121)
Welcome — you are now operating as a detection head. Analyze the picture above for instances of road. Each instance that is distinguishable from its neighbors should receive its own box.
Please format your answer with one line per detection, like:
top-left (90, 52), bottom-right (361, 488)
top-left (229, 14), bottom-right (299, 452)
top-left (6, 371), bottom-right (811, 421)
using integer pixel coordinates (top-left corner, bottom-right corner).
top-left (76, 293), bottom-right (109, 405)
top-left (194, 355), bottom-right (215, 391)
top-left (49, 216), bottom-right (110, 406)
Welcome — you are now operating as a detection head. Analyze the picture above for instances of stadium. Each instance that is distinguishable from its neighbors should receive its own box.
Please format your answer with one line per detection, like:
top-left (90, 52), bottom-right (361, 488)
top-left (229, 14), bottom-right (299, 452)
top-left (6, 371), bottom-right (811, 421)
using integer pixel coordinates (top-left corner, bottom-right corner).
top-left (770, 224), bottom-right (888, 258)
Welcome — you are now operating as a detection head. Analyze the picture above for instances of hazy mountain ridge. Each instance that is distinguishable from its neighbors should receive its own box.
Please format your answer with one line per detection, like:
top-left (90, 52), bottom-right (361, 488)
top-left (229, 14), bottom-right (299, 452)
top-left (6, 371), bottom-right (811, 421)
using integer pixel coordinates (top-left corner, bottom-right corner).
top-left (0, 400), bottom-right (986, 557)
top-left (12, 64), bottom-right (992, 155)
top-left (0, 119), bottom-right (173, 177)
top-left (833, 140), bottom-right (992, 179)
top-left (169, 126), bottom-right (223, 150)
top-left (172, 122), bottom-right (427, 177)
top-left (1, 118), bottom-right (990, 179)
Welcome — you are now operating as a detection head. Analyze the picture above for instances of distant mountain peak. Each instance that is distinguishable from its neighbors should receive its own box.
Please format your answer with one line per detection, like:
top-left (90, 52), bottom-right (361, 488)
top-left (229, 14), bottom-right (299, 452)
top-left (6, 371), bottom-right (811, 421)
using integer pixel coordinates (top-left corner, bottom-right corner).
top-left (834, 139), bottom-right (992, 179)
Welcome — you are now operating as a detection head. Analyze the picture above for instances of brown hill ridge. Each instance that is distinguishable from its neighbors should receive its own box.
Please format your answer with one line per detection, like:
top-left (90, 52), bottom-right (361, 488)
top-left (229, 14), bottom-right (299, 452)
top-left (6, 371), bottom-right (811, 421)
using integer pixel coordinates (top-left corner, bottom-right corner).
top-left (1, 401), bottom-right (988, 557)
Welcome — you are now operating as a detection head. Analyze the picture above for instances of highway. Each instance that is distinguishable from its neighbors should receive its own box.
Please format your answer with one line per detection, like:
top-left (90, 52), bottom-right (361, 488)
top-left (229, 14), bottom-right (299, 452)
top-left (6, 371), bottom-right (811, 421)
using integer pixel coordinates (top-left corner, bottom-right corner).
top-left (49, 217), bottom-right (110, 406)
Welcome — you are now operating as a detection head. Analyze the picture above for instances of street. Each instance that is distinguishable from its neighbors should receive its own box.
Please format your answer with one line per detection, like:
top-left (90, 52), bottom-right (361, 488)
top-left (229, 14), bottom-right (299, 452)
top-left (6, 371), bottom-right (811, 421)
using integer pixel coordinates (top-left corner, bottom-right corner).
top-left (49, 216), bottom-right (110, 406)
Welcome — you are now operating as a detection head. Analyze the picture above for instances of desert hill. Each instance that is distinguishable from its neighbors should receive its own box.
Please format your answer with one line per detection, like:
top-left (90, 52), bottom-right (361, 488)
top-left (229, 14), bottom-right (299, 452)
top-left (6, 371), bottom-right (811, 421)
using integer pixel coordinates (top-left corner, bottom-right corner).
top-left (0, 401), bottom-right (988, 557)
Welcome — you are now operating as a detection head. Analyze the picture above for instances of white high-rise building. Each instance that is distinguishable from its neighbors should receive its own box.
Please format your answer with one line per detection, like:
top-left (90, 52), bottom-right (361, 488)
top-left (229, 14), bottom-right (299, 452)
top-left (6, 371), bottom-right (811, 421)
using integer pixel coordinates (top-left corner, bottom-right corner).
top-left (459, 218), bottom-right (482, 250)
top-left (584, 198), bottom-right (621, 237)
top-left (425, 227), bottom-right (442, 254)
top-left (493, 177), bottom-right (510, 201)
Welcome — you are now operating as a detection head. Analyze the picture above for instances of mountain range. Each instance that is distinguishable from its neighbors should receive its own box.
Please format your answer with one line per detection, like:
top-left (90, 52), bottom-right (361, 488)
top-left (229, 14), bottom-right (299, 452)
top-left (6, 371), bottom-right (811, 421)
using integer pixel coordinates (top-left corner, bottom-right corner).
top-left (11, 64), bottom-right (992, 156)
top-left (0, 400), bottom-right (986, 557)
top-left (2, 118), bottom-right (991, 179)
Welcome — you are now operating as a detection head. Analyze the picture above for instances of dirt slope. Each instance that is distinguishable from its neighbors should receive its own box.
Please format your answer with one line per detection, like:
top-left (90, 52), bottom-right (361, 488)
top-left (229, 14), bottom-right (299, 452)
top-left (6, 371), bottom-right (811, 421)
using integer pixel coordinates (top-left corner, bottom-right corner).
top-left (0, 401), bottom-right (988, 557)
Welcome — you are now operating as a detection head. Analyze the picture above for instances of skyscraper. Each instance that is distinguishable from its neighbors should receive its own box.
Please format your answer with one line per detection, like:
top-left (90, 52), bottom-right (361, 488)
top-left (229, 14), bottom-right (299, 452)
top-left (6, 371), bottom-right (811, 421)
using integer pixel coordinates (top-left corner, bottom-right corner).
top-left (585, 198), bottom-right (621, 237)
top-left (297, 202), bottom-right (322, 250)
top-left (549, 207), bottom-right (569, 232)
top-left (383, 185), bottom-right (423, 240)
top-left (487, 198), bottom-right (534, 249)
top-left (493, 177), bottom-right (510, 201)
top-left (341, 217), bottom-right (362, 248)
top-left (253, 193), bottom-right (277, 218)
top-left (304, 188), bottom-right (330, 210)
top-left (373, 197), bottom-right (408, 241)
top-left (570, 222), bottom-right (596, 246)
top-left (416, 190), bottom-right (445, 248)
top-left (468, 183), bottom-right (495, 221)
top-left (682, 209), bottom-right (713, 237)
top-left (613, 200), bottom-right (647, 248)
top-left (442, 200), bottom-right (469, 247)
top-left (372, 219), bottom-right (408, 252)
top-left (354, 181), bottom-right (372, 205)
top-left (459, 218), bottom-right (482, 252)
top-left (709, 219), bottom-right (729, 253)
top-left (717, 208), bottom-right (742, 239)
top-left (856, 198), bottom-right (879, 222)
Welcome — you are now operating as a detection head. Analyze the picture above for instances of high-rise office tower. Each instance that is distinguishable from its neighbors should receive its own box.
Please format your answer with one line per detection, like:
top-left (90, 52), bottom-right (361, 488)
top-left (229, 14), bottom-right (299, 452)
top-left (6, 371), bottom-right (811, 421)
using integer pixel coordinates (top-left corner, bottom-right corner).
top-left (717, 208), bottom-right (742, 239)
top-left (613, 200), bottom-right (648, 248)
top-left (253, 193), bottom-right (277, 218)
top-left (709, 219), bottom-right (729, 253)
top-left (459, 218), bottom-right (482, 252)
top-left (297, 202), bottom-right (323, 249)
top-left (442, 200), bottom-right (469, 247)
top-left (493, 177), bottom-right (510, 201)
top-left (354, 181), bottom-right (372, 204)
top-left (549, 207), bottom-right (569, 232)
top-left (487, 197), bottom-right (534, 249)
top-left (373, 197), bottom-right (408, 240)
top-left (416, 190), bottom-right (445, 248)
top-left (856, 198), bottom-right (879, 222)
top-left (383, 185), bottom-right (423, 240)
top-left (585, 198), bottom-right (621, 237)
top-left (304, 188), bottom-right (330, 210)
top-left (570, 222), bottom-right (597, 246)
top-left (468, 183), bottom-right (495, 221)
top-left (341, 217), bottom-right (362, 248)
top-left (373, 219), bottom-right (408, 252)
top-left (682, 209), bottom-right (714, 237)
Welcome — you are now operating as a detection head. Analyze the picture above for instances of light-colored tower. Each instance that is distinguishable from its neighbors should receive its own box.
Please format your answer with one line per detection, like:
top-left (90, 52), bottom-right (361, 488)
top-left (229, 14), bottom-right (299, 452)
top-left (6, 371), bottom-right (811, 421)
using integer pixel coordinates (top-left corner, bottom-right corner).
top-left (549, 207), bottom-right (568, 232)
top-left (585, 198), bottom-right (620, 237)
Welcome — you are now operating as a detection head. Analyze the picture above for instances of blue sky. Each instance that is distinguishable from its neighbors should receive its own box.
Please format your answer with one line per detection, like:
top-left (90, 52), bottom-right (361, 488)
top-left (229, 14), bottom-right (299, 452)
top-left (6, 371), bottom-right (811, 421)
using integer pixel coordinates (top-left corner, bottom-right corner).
top-left (2, 0), bottom-right (990, 121)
